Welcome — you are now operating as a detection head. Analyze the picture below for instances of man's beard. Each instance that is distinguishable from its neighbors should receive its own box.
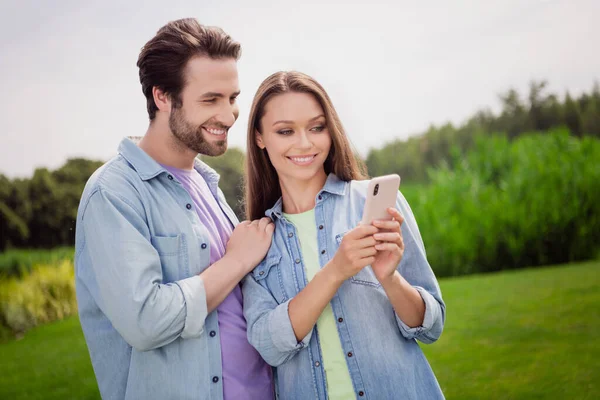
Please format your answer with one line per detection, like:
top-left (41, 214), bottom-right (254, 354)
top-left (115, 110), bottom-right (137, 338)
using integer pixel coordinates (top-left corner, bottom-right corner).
top-left (169, 106), bottom-right (227, 157)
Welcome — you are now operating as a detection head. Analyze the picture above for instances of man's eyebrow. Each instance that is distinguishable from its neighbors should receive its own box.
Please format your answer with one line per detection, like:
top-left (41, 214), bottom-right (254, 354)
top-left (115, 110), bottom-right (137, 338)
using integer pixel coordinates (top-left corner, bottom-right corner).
top-left (199, 91), bottom-right (241, 98)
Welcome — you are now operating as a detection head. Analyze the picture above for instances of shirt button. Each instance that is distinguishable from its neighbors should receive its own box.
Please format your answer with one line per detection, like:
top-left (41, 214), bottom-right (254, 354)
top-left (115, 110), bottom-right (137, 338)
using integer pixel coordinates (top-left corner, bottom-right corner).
top-left (338, 317), bottom-right (344, 323)
top-left (167, 174), bottom-right (173, 180)
top-left (347, 352), bottom-right (353, 357)
top-left (288, 232), bottom-right (294, 238)
top-left (318, 225), bottom-right (324, 230)
top-left (320, 249), bottom-right (326, 255)
top-left (259, 271), bottom-right (265, 276)
top-left (295, 259), bottom-right (301, 264)
top-left (212, 376), bottom-right (219, 383)
top-left (201, 243), bottom-right (207, 249)
top-left (359, 391), bottom-right (365, 397)
top-left (314, 361), bottom-right (320, 367)
top-left (209, 331), bottom-right (216, 337)
top-left (186, 203), bottom-right (192, 210)
top-left (318, 195), bottom-right (322, 200)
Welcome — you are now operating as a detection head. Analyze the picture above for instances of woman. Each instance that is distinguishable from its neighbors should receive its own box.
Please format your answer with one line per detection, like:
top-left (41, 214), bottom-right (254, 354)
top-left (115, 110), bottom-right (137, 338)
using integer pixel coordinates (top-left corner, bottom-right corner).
top-left (242, 71), bottom-right (445, 399)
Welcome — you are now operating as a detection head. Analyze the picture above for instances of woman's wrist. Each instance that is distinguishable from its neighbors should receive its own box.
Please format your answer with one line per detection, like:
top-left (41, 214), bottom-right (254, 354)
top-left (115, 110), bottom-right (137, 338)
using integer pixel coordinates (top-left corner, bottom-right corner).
top-left (379, 270), bottom-right (402, 289)
top-left (322, 260), bottom-right (346, 286)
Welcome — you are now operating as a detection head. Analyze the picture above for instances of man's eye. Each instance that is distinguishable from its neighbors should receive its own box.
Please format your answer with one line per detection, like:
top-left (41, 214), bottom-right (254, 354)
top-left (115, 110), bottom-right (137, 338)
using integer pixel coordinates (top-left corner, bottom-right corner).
top-left (203, 99), bottom-right (216, 103)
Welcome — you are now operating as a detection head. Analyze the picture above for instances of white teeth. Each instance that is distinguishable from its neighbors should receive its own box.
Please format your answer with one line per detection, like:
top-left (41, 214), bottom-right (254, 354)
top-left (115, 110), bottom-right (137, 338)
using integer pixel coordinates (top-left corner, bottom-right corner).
top-left (204, 127), bottom-right (227, 136)
top-left (289, 155), bottom-right (315, 163)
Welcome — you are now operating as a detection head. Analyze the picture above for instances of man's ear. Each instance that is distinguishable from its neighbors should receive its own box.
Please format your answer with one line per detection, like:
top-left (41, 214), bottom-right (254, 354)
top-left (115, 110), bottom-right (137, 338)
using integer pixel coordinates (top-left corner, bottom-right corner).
top-left (152, 86), bottom-right (172, 113)
top-left (255, 130), bottom-right (266, 149)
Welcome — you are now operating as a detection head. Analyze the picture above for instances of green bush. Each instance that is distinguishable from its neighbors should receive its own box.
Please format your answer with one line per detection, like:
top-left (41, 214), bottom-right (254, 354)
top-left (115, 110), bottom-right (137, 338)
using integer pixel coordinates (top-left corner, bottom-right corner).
top-left (0, 247), bottom-right (74, 278)
top-left (408, 129), bottom-right (600, 277)
top-left (0, 260), bottom-right (77, 336)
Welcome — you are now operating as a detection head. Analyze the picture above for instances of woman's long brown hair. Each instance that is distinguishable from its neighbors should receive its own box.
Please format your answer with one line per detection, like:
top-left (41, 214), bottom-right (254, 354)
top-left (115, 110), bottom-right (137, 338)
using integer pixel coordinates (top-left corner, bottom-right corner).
top-left (244, 71), bottom-right (367, 220)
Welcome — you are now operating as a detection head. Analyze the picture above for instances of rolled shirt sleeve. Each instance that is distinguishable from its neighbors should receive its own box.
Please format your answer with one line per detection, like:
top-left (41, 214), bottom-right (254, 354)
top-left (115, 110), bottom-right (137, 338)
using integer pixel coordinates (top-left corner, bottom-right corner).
top-left (393, 191), bottom-right (446, 344)
top-left (243, 273), bottom-right (310, 367)
top-left (175, 275), bottom-right (208, 339)
top-left (79, 187), bottom-right (208, 351)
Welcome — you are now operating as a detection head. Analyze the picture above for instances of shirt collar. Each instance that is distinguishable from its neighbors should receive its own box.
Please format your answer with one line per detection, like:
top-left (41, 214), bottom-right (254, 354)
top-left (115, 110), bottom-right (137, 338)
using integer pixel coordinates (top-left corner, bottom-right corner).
top-left (118, 137), bottom-right (221, 188)
top-left (265, 173), bottom-right (348, 219)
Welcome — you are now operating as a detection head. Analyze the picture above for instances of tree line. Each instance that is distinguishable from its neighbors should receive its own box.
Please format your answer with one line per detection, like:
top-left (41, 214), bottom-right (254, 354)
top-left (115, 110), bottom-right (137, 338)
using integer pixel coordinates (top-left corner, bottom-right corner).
top-left (366, 81), bottom-right (600, 181)
top-left (1, 80), bottom-right (599, 251)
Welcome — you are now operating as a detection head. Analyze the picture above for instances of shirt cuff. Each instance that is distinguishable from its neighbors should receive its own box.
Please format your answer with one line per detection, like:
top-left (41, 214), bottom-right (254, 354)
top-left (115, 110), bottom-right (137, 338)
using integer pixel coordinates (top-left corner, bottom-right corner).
top-left (270, 299), bottom-right (312, 353)
top-left (175, 275), bottom-right (208, 339)
top-left (396, 286), bottom-right (437, 337)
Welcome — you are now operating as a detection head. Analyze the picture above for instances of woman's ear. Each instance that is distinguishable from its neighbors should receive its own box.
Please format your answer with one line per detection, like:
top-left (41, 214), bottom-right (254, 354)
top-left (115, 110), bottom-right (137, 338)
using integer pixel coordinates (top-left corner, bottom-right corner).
top-left (255, 130), bottom-right (266, 149)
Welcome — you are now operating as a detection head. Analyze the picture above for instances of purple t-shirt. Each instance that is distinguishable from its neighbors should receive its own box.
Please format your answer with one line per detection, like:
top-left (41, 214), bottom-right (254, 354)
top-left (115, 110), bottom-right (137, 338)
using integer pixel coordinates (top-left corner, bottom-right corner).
top-left (162, 165), bottom-right (273, 400)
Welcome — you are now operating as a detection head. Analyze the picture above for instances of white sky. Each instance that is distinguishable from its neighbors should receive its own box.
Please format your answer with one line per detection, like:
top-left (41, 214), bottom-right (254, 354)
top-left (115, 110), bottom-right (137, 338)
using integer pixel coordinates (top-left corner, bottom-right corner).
top-left (1, 0), bottom-right (598, 177)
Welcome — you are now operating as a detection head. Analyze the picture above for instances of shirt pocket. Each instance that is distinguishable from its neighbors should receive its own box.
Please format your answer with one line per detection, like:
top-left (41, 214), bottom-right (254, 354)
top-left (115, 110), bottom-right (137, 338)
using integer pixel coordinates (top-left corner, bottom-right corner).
top-left (252, 254), bottom-right (289, 304)
top-left (335, 231), bottom-right (382, 288)
top-left (151, 234), bottom-right (185, 283)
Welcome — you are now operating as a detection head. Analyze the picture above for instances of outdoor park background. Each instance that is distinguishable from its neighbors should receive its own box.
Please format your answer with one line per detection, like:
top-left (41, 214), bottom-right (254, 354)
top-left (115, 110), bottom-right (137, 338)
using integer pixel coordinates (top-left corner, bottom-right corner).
top-left (1, 1), bottom-right (600, 399)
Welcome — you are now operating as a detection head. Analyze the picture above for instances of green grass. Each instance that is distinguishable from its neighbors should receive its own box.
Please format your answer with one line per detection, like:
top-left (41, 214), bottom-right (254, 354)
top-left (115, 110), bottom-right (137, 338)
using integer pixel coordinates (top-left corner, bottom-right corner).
top-left (421, 260), bottom-right (600, 399)
top-left (0, 261), bottom-right (598, 399)
top-left (0, 317), bottom-right (100, 400)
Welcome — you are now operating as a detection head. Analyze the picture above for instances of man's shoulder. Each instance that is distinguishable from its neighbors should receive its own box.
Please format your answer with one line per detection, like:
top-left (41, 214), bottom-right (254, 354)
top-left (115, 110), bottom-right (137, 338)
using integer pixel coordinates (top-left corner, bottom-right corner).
top-left (79, 155), bottom-right (145, 213)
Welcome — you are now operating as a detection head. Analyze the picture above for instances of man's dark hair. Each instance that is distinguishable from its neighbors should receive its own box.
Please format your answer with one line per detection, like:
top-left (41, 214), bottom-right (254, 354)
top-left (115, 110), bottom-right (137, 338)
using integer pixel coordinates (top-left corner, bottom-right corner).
top-left (137, 18), bottom-right (241, 120)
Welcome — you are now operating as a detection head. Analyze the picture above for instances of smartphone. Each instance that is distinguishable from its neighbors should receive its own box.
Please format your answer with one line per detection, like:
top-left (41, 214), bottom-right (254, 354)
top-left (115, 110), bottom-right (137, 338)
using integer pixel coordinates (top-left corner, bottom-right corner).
top-left (360, 174), bottom-right (401, 225)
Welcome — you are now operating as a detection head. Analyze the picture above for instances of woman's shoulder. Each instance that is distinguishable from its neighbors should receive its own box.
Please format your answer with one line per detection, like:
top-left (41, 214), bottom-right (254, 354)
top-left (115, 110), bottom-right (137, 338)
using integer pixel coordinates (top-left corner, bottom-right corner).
top-left (347, 178), bottom-right (371, 199)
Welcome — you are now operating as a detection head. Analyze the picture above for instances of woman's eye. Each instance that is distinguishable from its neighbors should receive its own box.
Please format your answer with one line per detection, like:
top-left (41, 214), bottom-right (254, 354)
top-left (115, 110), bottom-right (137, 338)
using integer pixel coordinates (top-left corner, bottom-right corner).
top-left (277, 129), bottom-right (294, 135)
top-left (311, 125), bottom-right (325, 132)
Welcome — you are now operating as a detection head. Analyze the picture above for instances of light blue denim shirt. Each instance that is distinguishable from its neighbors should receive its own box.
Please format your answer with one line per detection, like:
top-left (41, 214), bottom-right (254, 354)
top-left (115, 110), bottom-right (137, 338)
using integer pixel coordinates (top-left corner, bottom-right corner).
top-left (75, 138), bottom-right (239, 400)
top-left (242, 174), bottom-right (446, 400)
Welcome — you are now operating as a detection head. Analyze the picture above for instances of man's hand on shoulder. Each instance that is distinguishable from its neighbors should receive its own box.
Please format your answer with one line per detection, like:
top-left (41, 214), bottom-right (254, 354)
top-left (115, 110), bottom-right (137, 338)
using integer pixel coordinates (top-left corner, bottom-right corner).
top-left (225, 217), bottom-right (275, 273)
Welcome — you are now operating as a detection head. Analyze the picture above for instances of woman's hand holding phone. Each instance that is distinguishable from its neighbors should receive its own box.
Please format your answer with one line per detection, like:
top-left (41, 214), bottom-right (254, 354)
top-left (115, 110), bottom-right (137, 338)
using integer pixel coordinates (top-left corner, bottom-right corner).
top-left (326, 175), bottom-right (405, 284)
top-left (326, 224), bottom-right (379, 283)
top-left (370, 208), bottom-right (405, 284)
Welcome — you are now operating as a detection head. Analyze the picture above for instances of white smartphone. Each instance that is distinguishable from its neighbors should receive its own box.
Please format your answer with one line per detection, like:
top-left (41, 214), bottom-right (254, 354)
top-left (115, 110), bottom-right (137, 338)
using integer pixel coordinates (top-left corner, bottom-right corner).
top-left (360, 174), bottom-right (401, 225)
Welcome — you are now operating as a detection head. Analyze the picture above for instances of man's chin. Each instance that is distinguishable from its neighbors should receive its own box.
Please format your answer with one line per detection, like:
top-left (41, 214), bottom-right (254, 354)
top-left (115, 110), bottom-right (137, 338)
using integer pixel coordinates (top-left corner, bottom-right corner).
top-left (195, 141), bottom-right (227, 157)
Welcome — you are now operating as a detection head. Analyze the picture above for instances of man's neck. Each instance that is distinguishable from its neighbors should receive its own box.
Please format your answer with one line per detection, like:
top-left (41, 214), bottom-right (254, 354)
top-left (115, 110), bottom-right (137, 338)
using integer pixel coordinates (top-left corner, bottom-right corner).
top-left (138, 121), bottom-right (197, 170)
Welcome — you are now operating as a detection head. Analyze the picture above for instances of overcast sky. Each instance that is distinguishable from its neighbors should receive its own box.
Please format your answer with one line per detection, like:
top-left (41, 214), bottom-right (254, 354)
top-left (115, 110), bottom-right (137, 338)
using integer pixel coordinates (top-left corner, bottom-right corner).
top-left (1, 0), bottom-right (598, 178)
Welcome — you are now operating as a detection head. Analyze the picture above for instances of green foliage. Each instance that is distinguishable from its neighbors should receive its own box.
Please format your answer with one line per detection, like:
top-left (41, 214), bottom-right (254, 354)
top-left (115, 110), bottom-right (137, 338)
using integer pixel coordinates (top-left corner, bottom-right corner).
top-left (367, 80), bottom-right (600, 181)
top-left (1, 79), bottom-right (599, 278)
top-left (200, 147), bottom-right (245, 220)
top-left (0, 158), bottom-right (103, 249)
top-left (0, 247), bottom-right (74, 278)
top-left (408, 129), bottom-right (600, 276)
top-left (0, 175), bottom-right (29, 251)
top-left (0, 260), bottom-right (77, 336)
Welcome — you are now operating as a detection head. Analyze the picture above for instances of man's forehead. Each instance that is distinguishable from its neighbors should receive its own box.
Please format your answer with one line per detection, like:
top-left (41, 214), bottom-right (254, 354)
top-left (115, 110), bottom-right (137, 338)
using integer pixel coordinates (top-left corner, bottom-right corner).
top-left (183, 56), bottom-right (239, 93)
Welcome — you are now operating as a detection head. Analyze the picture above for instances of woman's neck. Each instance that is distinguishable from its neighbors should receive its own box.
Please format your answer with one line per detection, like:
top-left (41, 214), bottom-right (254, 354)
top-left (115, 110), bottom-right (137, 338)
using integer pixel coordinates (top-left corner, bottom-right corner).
top-left (280, 170), bottom-right (328, 214)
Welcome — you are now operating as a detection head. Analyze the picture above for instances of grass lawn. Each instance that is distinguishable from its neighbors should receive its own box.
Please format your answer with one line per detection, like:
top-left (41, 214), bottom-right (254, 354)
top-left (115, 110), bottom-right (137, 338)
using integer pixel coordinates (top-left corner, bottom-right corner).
top-left (421, 260), bottom-right (600, 399)
top-left (1, 261), bottom-right (598, 399)
top-left (0, 317), bottom-right (100, 400)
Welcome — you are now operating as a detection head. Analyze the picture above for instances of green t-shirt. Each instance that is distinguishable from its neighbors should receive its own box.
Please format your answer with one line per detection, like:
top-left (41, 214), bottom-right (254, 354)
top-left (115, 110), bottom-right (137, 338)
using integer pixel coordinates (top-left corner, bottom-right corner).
top-left (284, 209), bottom-right (355, 399)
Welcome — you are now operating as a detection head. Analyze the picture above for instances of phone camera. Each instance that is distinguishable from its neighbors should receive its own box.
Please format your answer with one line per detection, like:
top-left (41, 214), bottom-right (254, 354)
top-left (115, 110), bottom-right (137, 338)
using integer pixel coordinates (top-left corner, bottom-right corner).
top-left (373, 184), bottom-right (379, 196)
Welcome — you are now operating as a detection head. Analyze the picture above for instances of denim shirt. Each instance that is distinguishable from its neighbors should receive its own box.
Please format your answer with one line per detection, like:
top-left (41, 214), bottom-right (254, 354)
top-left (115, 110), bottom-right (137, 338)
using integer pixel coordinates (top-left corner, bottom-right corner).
top-left (242, 174), bottom-right (446, 400)
top-left (75, 138), bottom-right (239, 400)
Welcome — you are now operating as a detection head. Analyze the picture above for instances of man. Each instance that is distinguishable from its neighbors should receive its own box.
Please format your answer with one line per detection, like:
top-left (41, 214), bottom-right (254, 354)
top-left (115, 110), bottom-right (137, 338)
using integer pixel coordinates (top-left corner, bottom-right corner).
top-left (75, 18), bottom-right (274, 400)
